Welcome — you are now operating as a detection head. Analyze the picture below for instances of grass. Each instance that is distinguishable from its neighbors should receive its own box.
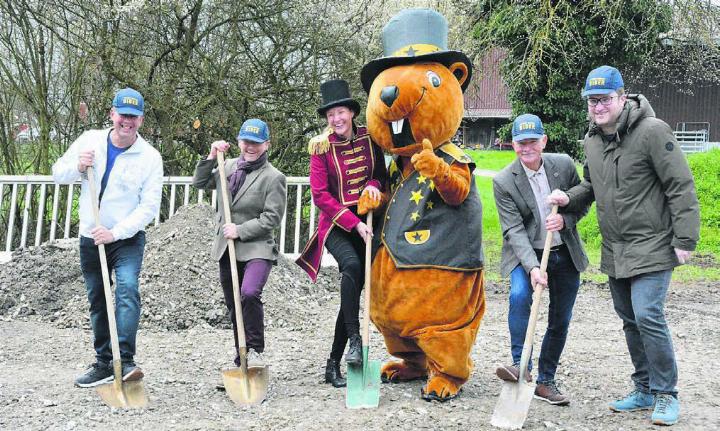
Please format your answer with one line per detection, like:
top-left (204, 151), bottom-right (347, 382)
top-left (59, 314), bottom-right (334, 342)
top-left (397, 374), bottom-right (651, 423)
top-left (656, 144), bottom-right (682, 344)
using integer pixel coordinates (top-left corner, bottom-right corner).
top-left (475, 176), bottom-right (503, 282)
top-left (466, 149), bottom-right (719, 283)
top-left (464, 149), bottom-right (517, 172)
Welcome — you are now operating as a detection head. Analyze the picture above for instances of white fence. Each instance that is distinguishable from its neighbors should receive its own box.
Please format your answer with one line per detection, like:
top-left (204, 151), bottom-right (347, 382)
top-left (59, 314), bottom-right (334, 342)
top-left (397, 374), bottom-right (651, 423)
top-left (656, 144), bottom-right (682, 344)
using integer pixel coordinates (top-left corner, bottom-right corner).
top-left (0, 175), bottom-right (317, 261)
top-left (673, 130), bottom-right (720, 154)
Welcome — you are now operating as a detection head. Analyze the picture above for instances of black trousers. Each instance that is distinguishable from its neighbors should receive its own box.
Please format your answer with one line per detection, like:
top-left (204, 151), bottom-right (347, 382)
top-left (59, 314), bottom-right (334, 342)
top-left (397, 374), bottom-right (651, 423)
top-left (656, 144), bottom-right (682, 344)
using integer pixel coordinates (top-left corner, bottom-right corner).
top-left (324, 227), bottom-right (366, 361)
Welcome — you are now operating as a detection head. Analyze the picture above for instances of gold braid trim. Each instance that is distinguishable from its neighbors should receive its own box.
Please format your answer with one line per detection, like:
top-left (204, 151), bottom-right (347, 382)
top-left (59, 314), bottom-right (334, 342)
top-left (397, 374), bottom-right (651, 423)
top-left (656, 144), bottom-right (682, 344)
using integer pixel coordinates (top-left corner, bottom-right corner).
top-left (308, 127), bottom-right (334, 155)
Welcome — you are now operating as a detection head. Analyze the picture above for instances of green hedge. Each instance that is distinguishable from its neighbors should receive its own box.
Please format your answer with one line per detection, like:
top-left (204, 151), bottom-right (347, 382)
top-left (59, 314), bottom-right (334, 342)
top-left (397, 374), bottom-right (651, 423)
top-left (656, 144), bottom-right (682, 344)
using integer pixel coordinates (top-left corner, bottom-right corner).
top-left (688, 149), bottom-right (720, 254)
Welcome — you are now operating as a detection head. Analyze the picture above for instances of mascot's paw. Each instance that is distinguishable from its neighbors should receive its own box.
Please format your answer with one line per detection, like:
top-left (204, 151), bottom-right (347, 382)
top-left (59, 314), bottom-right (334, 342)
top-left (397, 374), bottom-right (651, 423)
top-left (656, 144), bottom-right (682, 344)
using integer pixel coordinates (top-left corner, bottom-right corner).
top-left (410, 139), bottom-right (446, 179)
top-left (381, 361), bottom-right (428, 383)
top-left (357, 191), bottom-right (381, 215)
top-left (420, 374), bottom-right (462, 402)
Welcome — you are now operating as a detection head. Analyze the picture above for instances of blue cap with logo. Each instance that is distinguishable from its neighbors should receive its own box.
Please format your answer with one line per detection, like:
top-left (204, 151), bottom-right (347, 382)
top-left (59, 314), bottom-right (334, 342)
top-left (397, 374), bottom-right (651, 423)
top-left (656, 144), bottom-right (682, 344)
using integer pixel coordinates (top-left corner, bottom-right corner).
top-left (112, 88), bottom-right (144, 116)
top-left (237, 119), bottom-right (270, 143)
top-left (512, 114), bottom-right (545, 142)
top-left (582, 65), bottom-right (624, 97)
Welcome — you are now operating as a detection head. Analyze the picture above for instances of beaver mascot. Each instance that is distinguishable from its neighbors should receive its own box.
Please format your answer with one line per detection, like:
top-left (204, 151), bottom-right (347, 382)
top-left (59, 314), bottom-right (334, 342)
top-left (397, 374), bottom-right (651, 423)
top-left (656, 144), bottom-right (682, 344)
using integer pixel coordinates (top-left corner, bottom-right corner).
top-left (357, 8), bottom-right (485, 402)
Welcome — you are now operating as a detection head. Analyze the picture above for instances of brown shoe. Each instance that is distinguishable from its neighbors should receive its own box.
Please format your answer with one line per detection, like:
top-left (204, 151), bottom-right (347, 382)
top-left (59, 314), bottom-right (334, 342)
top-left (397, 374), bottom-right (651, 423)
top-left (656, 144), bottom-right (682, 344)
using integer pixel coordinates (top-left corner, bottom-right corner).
top-left (495, 364), bottom-right (532, 383)
top-left (534, 381), bottom-right (570, 406)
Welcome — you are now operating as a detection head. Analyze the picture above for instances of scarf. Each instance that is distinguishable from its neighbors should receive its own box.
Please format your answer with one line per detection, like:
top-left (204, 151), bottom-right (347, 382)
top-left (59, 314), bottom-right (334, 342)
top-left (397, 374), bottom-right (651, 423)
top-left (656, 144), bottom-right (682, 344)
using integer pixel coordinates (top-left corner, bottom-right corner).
top-left (227, 151), bottom-right (268, 197)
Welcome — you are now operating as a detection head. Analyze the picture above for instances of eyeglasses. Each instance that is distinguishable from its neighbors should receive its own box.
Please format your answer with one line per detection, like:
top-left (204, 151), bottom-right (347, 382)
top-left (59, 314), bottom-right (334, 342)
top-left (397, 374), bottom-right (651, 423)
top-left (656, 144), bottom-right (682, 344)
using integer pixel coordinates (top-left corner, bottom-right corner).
top-left (587, 96), bottom-right (617, 107)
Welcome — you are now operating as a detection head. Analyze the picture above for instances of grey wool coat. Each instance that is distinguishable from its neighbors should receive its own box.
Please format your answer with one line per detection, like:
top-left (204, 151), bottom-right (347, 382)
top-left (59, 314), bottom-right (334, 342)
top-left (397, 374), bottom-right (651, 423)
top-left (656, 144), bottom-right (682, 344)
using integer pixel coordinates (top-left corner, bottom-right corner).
top-left (493, 153), bottom-right (590, 277)
top-left (192, 157), bottom-right (287, 262)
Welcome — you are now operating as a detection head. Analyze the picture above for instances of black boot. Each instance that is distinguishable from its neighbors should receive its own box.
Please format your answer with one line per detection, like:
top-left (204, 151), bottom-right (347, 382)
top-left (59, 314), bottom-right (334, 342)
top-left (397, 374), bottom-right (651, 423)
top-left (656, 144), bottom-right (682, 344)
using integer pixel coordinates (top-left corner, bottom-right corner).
top-left (325, 358), bottom-right (346, 388)
top-left (345, 334), bottom-right (363, 366)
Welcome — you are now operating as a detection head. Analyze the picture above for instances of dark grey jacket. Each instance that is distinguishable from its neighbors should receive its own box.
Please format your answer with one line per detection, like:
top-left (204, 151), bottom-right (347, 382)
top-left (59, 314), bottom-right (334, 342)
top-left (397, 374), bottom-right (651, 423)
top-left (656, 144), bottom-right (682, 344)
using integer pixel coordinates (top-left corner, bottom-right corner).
top-left (493, 153), bottom-right (590, 277)
top-left (565, 95), bottom-right (700, 278)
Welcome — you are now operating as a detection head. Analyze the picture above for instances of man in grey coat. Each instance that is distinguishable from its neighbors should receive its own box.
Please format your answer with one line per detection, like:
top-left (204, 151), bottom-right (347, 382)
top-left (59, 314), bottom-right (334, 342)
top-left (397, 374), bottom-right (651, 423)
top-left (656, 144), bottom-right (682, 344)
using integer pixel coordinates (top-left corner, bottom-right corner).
top-left (549, 66), bottom-right (699, 426)
top-left (493, 114), bottom-right (590, 406)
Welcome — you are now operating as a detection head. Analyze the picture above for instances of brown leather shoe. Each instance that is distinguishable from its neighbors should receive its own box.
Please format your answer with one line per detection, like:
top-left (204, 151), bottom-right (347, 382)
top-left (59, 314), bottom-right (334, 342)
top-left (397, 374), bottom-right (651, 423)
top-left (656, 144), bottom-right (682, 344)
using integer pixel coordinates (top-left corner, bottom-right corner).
top-left (534, 381), bottom-right (570, 405)
top-left (495, 364), bottom-right (532, 383)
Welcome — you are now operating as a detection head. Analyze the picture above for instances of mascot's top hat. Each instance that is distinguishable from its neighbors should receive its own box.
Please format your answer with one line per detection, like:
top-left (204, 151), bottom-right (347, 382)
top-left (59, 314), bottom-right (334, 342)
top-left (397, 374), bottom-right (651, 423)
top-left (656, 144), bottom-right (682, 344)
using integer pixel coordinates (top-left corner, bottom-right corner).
top-left (360, 8), bottom-right (473, 93)
top-left (317, 79), bottom-right (361, 117)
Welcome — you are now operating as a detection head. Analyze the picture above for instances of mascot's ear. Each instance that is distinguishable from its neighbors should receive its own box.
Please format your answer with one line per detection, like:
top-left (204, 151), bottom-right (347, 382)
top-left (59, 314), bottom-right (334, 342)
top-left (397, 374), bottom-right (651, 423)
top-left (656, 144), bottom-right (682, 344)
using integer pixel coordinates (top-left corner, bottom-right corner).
top-left (449, 62), bottom-right (469, 88)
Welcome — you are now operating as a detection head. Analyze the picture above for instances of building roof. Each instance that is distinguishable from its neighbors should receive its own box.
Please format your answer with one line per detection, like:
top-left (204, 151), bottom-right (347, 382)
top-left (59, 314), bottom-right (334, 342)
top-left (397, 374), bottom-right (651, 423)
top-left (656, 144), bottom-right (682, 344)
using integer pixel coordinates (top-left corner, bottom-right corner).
top-left (464, 48), bottom-right (511, 118)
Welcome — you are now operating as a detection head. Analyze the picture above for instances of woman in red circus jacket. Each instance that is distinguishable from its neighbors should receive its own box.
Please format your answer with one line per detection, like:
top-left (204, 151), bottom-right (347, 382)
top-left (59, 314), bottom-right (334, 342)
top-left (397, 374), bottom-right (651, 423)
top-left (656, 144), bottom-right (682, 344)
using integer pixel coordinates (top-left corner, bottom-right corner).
top-left (296, 79), bottom-right (387, 388)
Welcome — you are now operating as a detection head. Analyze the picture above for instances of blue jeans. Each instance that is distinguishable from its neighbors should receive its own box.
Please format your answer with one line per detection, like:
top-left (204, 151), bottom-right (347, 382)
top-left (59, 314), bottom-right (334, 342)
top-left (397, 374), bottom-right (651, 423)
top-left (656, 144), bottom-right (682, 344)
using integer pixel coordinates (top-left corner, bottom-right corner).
top-left (79, 231), bottom-right (146, 363)
top-left (608, 269), bottom-right (677, 396)
top-left (508, 246), bottom-right (580, 383)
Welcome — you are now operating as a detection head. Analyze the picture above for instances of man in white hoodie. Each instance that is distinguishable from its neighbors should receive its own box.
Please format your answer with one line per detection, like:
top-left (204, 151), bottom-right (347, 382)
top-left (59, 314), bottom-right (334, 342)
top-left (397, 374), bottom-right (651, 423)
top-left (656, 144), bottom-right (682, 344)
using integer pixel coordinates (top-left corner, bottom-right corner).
top-left (52, 88), bottom-right (163, 387)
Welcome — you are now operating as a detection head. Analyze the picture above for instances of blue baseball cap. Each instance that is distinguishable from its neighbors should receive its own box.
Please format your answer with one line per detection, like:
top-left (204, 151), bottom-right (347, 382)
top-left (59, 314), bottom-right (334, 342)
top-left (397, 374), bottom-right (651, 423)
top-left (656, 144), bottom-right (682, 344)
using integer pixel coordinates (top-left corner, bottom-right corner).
top-left (512, 114), bottom-right (545, 142)
top-left (237, 119), bottom-right (270, 143)
top-left (112, 88), bottom-right (144, 116)
top-left (582, 65), bottom-right (624, 97)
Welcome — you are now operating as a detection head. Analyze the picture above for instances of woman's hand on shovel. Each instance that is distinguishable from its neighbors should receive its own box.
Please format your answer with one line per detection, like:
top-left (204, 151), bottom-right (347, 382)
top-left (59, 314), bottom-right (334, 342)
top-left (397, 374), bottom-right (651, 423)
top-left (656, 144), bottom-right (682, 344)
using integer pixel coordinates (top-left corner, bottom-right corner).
top-left (355, 221), bottom-right (373, 243)
top-left (223, 223), bottom-right (239, 239)
top-left (208, 140), bottom-right (231, 160)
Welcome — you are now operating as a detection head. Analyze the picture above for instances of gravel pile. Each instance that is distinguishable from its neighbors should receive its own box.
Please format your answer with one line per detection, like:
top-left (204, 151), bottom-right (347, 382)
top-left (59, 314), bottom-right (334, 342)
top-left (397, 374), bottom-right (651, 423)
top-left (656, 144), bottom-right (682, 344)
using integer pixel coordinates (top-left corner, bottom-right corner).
top-left (0, 204), bottom-right (340, 332)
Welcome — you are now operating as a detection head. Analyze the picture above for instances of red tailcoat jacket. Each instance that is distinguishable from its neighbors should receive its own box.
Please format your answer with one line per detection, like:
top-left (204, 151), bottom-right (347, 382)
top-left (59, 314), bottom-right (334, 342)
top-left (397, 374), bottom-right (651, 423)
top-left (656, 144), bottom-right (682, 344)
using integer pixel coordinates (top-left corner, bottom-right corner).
top-left (296, 125), bottom-right (387, 281)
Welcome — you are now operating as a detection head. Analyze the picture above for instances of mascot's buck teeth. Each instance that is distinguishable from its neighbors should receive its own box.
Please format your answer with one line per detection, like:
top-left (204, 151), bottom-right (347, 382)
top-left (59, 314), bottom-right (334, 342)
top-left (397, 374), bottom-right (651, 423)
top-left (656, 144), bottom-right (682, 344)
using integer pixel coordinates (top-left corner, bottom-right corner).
top-left (391, 119), bottom-right (404, 135)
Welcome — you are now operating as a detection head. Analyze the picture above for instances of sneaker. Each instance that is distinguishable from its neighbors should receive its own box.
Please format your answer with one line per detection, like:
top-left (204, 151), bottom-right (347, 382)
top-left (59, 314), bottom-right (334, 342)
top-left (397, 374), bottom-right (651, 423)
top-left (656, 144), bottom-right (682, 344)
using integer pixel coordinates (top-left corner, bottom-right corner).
top-left (74, 362), bottom-right (113, 388)
top-left (345, 334), bottom-right (362, 366)
top-left (534, 381), bottom-right (570, 406)
top-left (652, 394), bottom-right (680, 426)
top-left (609, 389), bottom-right (655, 412)
top-left (121, 361), bottom-right (144, 382)
top-left (495, 363), bottom-right (532, 383)
top-left (246, 349), bottom-right (265, 368)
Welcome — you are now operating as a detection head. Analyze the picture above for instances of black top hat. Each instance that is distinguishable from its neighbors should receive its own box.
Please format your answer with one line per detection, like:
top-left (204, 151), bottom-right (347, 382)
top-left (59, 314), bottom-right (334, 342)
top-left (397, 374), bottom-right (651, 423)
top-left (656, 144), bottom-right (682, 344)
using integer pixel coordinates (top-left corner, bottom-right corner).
top-left (360, 8), bottom-right (473, 93)
top-left (317, 79), bottom-right (361, 116)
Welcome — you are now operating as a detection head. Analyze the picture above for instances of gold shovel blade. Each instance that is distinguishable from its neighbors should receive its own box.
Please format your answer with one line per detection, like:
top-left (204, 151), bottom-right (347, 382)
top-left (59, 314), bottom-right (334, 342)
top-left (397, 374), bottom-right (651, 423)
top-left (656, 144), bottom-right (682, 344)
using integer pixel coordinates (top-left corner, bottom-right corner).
top-left (221, 366), bottom-right (269, 406)
top-left (490, 380), bottom-right (536, 429)
top-left (96, 379), bottom-right (148, 409)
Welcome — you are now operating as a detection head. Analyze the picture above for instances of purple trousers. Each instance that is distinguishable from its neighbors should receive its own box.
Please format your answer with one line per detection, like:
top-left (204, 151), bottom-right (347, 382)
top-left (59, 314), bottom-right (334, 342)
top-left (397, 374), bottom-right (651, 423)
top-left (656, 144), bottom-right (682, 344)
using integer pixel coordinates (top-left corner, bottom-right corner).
top-left (218, 250), bottom-right (272, 363)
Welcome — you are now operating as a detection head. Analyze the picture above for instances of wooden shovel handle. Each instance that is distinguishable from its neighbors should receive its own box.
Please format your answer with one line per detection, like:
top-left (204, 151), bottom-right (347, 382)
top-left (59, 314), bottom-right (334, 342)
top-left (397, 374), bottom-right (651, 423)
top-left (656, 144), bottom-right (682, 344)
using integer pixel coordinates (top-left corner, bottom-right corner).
top-left (216, 151), bottom-right (249, 372)
top-left (86, 167), bottom-right (124, 386)
top-left (517, 205), bottom-right (558, 383)
top-left (360, 211), bottom-right (373, 348)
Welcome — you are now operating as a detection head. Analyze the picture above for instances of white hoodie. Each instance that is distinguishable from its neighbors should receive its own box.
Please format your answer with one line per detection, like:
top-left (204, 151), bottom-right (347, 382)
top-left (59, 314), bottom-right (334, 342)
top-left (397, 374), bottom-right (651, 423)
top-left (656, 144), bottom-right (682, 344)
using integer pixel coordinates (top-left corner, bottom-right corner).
top-left (52, 128), bottom-right (163, 241)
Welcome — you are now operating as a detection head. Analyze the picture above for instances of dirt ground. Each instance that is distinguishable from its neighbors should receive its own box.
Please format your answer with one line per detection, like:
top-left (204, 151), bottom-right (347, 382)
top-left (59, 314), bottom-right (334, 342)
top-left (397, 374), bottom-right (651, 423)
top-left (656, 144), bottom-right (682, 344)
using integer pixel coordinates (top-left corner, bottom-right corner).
top-left (1, 205), bottom-right (719, 430)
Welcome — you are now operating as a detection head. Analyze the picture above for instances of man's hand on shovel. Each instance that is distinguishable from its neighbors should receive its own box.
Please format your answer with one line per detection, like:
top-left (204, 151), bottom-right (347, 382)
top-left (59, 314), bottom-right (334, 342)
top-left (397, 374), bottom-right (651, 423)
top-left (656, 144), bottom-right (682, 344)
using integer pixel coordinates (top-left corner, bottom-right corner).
top-left (530, 267), bottom-right (548, 292)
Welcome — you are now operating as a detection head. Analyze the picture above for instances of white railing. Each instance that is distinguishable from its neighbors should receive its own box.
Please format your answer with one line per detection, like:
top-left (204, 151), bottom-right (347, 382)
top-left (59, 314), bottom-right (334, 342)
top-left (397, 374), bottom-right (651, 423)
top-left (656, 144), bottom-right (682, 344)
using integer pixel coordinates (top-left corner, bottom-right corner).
top-left (674, 130), bottom-right (709, 154)
top-left (0, 175), bottom-right (319, 262)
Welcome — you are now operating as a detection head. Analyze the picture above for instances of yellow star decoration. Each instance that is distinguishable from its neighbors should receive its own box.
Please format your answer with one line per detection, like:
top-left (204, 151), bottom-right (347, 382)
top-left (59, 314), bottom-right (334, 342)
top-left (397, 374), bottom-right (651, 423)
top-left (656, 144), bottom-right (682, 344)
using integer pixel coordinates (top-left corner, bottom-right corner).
top-left (417, 175), bottom-right (427, 184)
top-left (410, 211), bottom-right (420, 221)
top-left (410, 190), bottom-right (423, 205)
top-left (426, 201), bottom-right (434, 210)
top-left (428, 180), bottom-right (435, 191)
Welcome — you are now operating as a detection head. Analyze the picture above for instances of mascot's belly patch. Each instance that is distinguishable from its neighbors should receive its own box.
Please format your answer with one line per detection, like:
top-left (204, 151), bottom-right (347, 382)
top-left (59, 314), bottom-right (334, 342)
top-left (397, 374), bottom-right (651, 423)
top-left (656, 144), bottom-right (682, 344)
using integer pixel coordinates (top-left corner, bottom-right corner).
top-left (370, 247), bottom-right (485, 338)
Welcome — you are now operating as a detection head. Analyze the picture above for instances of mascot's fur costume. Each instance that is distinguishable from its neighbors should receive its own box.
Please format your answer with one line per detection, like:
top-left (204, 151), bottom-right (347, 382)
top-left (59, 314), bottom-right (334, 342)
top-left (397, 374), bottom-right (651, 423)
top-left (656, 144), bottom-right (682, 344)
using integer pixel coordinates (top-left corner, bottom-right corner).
top-left (357, 9), bottom-right (486, 402)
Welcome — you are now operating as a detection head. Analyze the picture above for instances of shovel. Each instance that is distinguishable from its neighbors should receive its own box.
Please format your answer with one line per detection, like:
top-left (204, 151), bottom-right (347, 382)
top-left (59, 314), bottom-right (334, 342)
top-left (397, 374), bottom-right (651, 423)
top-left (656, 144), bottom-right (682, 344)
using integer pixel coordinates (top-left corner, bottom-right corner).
top-left (216, 150), bottom-right (269, 406)
top-left (491, 205), bottom-right (558, 429)
top-left (86, 166), bottom-right (148, 408)
top-left (346, 211), bottom-right (381, 409)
